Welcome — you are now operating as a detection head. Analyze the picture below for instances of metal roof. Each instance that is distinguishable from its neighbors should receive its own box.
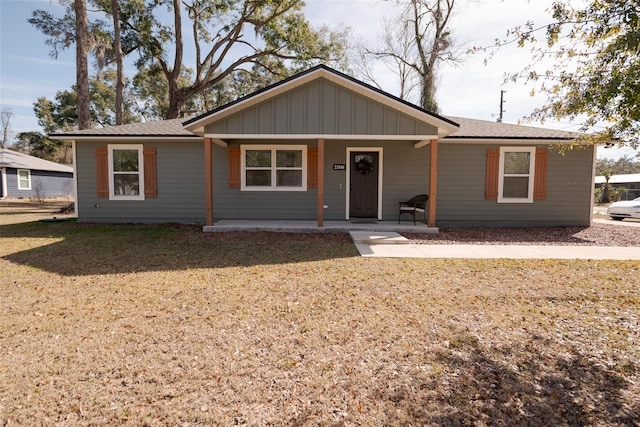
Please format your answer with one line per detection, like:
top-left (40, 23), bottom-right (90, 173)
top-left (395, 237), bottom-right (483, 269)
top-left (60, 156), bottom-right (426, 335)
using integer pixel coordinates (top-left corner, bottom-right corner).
top-left (594, 173), bottom-right (640, 184)
top-left (0, 148), bottom-right (73, 173)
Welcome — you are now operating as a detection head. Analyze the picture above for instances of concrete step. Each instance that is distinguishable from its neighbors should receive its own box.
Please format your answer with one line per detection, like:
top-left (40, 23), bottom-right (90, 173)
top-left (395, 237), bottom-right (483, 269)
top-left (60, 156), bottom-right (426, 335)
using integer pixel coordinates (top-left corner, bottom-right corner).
top-left (349, 231), bottom-right (410, 244)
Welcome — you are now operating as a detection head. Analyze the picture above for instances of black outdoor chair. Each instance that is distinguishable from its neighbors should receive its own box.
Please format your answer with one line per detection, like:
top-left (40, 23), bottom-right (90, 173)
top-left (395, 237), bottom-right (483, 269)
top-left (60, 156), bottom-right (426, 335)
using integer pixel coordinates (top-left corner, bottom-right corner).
top-left (398, 194), bottom-right (428, 225)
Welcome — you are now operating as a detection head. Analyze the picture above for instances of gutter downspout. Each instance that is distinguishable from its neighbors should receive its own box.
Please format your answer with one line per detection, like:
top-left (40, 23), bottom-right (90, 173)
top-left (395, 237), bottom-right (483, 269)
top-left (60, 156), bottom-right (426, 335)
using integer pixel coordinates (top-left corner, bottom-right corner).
top-left (0, 167), bottom-right (6, 199)
top-left (71, 141), bottom-right (78, 217)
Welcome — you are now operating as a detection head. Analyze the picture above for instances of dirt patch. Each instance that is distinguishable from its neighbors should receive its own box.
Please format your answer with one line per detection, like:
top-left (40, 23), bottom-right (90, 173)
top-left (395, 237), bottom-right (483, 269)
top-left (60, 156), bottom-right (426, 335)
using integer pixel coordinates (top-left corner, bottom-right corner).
top-left (0, 218), bottom-right (639, 425)
top-left (0, 199), bottom-right (74, 225)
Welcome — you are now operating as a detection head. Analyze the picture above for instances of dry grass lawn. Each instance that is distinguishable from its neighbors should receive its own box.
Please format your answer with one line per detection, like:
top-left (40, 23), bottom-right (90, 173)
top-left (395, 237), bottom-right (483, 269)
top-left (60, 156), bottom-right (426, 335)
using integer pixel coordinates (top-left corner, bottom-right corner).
top-left (1, 202), bottom-right (639, 425)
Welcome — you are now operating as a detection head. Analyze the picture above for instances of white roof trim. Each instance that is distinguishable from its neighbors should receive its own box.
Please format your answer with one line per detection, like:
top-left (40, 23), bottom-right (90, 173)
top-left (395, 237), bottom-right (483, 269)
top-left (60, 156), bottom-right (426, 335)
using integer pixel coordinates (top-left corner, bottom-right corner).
top-left (205, 133), bottom-right (439, 141)
top-left (186, 68), bottom-right (459, 137)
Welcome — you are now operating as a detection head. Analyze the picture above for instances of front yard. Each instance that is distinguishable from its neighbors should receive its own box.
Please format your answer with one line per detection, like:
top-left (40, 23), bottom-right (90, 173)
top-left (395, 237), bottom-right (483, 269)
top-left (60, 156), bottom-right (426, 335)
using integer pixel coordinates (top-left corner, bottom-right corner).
top-left (0, 204), bottom-right (639, 425)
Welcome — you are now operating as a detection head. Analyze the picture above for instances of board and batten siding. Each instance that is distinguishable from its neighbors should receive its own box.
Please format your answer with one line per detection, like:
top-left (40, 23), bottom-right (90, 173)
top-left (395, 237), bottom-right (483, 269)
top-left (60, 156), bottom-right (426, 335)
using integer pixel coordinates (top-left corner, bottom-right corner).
top-left (437, 144), bottom-right (594, 226)
top-left (75, 140), bottom-right (205, 223)
top-left (204, 79), bottom-right (438, 137)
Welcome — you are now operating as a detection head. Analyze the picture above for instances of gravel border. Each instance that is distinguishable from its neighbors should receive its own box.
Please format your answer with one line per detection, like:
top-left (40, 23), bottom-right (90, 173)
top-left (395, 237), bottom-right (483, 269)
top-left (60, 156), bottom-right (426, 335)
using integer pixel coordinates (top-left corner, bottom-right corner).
top-left (404, 222), bottom-right (640, 247)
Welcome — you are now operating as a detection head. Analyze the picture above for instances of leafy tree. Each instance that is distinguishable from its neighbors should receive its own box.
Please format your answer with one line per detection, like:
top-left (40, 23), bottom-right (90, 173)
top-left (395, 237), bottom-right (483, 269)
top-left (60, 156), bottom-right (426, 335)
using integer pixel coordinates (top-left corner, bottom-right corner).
top-left (13, 131), bottom-right (71, 164)
top-left (355, 0), bottom-right (458, 112)
top-left (30, 0), bottom-right (349, 121)
top-left (36, 69), bottom-right (140, 130)
top-left (503, 0), bottom-right (640, 148)
top-left (596, 155), bottom-right (640, 176)
top-left (121, 0), bottom-right (349, 118)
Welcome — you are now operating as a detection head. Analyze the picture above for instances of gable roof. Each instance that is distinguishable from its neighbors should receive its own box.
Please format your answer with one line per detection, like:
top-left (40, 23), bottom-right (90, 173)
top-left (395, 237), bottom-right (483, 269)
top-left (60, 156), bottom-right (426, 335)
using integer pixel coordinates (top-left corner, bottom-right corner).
top-left (183, 64), bottom-right (460, 138)
top-left (47, 66), bottom-right (581, 143)
top-left (0, 148), bottom-right (73, 173)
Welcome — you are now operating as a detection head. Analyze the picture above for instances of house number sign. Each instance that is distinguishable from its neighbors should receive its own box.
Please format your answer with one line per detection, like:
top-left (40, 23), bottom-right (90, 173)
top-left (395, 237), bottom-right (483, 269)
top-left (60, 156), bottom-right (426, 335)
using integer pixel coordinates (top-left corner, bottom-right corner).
top-left (333, 164), bottom-right (346, 171)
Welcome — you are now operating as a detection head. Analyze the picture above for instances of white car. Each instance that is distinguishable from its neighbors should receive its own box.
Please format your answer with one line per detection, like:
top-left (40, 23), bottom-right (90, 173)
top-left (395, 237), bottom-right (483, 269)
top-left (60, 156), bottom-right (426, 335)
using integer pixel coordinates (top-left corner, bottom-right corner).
top-left (607, 197), bottom-right (640, 220)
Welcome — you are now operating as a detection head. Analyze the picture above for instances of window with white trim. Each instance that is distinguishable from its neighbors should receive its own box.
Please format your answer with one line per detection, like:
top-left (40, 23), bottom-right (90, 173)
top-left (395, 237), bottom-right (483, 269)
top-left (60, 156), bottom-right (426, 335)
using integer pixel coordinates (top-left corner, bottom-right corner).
top-left (241, 145), bottom-right (307, 191)
top-left (498, 147), bottom-right (535, 203)
top-left (17, 169), bottom-right (31, 190)
top-left (108, 144), bottom-right (145, 200)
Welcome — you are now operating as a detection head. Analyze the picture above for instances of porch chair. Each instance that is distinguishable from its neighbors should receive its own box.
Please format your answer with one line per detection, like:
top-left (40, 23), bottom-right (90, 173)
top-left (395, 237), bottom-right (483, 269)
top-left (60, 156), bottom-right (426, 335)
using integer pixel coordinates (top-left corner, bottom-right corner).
top-left (398, 194), bottom-right (428, 225)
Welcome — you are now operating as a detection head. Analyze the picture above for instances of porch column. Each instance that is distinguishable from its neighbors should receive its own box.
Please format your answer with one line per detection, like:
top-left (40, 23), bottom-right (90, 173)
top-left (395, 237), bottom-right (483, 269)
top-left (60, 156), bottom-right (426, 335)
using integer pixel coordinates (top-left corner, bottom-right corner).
top-left (204, 138), bottom-right (213, 226)
top-left (428, 139), bottom-right (438, 227)
top-left (317, 138), bottom-right (325, 227)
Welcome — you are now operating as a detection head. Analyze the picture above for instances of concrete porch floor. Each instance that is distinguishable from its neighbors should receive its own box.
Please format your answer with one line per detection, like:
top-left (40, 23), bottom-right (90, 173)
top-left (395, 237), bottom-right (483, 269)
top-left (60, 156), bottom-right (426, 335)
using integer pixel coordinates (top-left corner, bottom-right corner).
top-left (203, 220), bottom-right (439, 234)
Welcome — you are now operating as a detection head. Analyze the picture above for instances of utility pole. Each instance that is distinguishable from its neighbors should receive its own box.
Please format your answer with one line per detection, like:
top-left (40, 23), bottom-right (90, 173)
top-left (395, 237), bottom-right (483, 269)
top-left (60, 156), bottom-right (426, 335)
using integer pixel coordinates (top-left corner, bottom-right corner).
top-left (497, 90), bottom-right (506, 122)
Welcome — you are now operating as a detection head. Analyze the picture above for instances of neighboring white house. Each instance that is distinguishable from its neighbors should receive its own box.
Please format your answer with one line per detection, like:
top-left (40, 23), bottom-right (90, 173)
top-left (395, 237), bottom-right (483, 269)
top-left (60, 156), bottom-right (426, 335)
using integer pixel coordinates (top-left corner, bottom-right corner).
top-left (594, 173), bottom-right (640, 200)
top-left (0, 148), bottom-right (74, 200)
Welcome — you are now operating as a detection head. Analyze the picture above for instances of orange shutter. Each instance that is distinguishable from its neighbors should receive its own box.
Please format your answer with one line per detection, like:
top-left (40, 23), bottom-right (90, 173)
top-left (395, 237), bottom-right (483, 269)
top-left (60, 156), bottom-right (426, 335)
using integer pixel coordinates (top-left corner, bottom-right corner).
top-left (533, 148), bottom-right (548, 201)
top-left (307, 147), bottom-right (318, 189)
top-left (144, 146), bottom-right (157, 198)
top-left (228, 147), bottom-right (241, 188)
top-left (95, 146), bottom-right (109, 198)
top-left (485, 148), bottom-right (499, 200)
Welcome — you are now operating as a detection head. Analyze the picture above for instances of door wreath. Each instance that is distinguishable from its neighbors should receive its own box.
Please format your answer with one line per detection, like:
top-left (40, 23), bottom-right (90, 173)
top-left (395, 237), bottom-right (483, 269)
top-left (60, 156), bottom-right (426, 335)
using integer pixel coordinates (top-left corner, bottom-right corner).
top-left (355, 156), bottom-right (374, 175)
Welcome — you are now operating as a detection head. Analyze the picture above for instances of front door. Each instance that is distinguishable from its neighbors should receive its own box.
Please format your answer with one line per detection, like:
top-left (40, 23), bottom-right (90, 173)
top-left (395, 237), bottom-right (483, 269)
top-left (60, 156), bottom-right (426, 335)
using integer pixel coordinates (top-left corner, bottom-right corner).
top-left (350, 151), bottom-right (379, 218)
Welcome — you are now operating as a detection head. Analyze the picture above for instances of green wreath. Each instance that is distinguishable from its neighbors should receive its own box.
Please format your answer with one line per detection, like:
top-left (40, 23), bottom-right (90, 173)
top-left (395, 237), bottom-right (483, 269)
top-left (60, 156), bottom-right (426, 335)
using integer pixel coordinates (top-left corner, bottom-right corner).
top-left (356, 157), bottom-right (374, 175)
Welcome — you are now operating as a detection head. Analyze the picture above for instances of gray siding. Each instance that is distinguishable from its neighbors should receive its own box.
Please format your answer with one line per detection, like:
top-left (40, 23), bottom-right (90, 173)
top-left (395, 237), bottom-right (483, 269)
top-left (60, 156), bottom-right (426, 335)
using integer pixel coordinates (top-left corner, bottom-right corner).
top-left (76, 140), bottom-right (205, 223)
top-left (205, 79), bottom-right (438, 137)
top-left (2, 168), bottom-right (73, 199)
top-left (211, 140), bottom-right (430, 221)
top-left (437, 144), bottom-right (594, 226)
top-left (212, 141), bottom-right (317, 220)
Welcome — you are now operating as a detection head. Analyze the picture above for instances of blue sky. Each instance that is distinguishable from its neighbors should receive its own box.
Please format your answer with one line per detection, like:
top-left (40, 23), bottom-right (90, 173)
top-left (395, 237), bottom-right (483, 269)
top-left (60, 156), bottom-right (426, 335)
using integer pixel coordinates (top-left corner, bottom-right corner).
top-left (0, 0), bottom-right (637, 160)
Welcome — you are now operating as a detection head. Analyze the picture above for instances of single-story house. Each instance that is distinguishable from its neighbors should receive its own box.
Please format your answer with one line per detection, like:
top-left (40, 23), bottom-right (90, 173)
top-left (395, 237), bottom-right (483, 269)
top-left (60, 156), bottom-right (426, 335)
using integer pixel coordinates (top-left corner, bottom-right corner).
top-left (51, 65), bottom-right (595, 228)
top-left (0, 148), bottom-right (74, 200)
top-left (594, 173), bottom-right (640, 200)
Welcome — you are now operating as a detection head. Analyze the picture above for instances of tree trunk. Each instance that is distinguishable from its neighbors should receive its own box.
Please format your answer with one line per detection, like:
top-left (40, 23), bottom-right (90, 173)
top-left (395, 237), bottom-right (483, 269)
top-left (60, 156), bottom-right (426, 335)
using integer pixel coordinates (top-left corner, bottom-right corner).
top-left (111, 0), bottom-right (124, 125)
top-left (74, 0), bottom-right (91, 129)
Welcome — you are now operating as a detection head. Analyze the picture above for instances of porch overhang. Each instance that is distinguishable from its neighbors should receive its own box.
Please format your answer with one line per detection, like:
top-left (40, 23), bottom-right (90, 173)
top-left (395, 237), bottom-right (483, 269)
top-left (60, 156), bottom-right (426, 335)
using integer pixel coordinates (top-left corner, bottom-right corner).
top-left (203, 134), bottom-right (442, 228)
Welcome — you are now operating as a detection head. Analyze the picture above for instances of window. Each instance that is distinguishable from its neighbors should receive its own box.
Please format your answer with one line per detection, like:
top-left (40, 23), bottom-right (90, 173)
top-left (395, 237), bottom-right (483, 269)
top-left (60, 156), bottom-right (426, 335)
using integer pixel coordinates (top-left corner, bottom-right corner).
top-left (241, 145), bottom-right (307, 191)
top-left (17, 169), bottom-right (31, 190)
top-left (498, 147), bottom-right (535, 203)
top-left (108, 144), bottom-right (144, 200)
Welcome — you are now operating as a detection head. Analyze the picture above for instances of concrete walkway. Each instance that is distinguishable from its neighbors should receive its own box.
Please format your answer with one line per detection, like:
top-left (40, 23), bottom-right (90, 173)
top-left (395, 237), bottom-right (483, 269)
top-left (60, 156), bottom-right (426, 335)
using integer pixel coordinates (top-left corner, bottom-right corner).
top-left (349, 231), bottom-right (640, 260)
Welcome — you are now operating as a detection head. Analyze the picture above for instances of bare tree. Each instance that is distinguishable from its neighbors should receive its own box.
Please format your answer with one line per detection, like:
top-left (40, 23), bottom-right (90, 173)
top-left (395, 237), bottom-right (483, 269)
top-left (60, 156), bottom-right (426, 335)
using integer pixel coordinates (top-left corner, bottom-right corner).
top-left (74, 0), bottom-right (91, 129)
top-left (1, 109), bottom-right (12, 148)
top-left (358, 0), bottom-right (458, 112)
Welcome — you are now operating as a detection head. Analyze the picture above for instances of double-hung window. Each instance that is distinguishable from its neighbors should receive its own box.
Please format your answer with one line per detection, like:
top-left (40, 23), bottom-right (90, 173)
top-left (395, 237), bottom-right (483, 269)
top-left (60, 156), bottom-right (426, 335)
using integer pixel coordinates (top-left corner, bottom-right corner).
top-left (241, 145), bottom-right (307, 191)
top-left (108, 144), bottom-right (144, 200)
top-left (17, 169), bottom-right (31, 190)
top-left (498, 147), bottom-right (535, 203)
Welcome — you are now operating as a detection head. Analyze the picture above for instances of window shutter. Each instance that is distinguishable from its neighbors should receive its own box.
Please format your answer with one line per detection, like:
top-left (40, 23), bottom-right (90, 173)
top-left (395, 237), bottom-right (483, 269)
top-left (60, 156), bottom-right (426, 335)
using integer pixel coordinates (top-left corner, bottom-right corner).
top-left (307, 147), bottom-right (318, 189)
top-left (228, 147), bottom-right (241, 189)
top-left (95, 146), bottom-right (109, 198)
top-left (144, 146), bottom-right (157, 198)
top-left (533, 148), bottom-right (548, 201)
top-left (485, 148), bottom-right (499, 200)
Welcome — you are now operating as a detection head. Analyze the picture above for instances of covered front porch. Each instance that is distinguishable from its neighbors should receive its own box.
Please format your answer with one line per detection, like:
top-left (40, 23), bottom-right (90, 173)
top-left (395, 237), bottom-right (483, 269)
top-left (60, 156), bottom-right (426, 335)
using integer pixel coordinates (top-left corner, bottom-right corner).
top-left (203, 219), bottom-right (439, 234)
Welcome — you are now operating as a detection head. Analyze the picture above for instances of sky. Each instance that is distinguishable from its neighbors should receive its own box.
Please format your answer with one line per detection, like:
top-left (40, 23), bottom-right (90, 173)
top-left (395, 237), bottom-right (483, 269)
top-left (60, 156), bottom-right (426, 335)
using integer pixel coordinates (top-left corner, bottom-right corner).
top-left (0, 0), bottom-right (637, 160)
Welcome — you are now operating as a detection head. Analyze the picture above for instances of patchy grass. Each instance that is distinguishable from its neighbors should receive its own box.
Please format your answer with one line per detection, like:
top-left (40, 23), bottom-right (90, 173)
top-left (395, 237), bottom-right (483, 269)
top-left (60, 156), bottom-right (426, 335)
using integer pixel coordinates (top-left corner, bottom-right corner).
top-left (1, 209), bottom-right (639, 425)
